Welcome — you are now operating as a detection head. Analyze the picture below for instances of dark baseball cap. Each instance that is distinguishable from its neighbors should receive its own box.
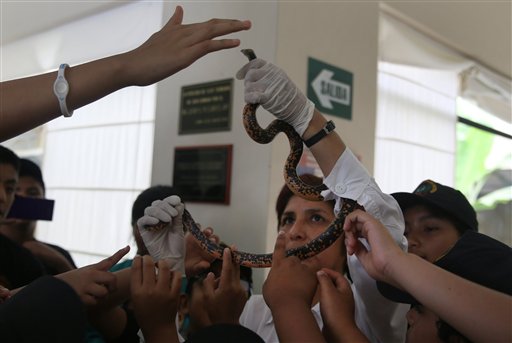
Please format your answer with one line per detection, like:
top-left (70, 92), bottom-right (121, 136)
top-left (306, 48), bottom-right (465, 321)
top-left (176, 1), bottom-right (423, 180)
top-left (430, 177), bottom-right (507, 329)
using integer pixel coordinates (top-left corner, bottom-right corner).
top-left (392, 179), bottom-right (478, 233)
top-left (377, 230), bottom-right (512, 304)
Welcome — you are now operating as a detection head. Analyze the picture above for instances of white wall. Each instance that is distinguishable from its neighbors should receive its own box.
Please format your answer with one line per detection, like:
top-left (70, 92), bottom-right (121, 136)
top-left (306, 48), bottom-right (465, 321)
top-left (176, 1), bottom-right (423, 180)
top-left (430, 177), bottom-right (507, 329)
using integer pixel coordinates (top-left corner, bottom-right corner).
top-left (151, 2), bottom-right (279, 291)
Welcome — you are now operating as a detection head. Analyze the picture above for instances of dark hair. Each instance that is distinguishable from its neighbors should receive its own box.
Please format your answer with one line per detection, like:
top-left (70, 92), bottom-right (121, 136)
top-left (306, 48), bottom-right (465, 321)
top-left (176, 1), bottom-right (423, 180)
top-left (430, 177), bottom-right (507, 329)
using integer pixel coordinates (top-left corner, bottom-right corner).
top-left (275, 174), bottom-right (335, 229)
top-left (131, 185), bottom-right (178, 225)
top-left (436, 319), bottom-right (471, 343)
top-left (19, 158), bottom-right (45, 192)
top-left (0, 145), bottom-right (20, 172)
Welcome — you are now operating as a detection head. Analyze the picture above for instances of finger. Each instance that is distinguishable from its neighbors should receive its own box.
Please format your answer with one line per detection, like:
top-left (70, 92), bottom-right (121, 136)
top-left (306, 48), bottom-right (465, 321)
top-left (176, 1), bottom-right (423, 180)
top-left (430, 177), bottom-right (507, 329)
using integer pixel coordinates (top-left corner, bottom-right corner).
top-left (95, 246), bottom-right (130, 271)
top-left (86, 283), bottom-right (110, 299)
top-left (219, 248), bottom-right (235, 289)
top-left (164, 195), bottom-right (182, 206)
top-left (186, 39), bottom-right (242, 63)
top-left (167, 5), bottom-right (183, 26)
top-left (157, 259), bottom-right (171, 289)
top-left (317, 269), bottom-right (337, 297)
top-left (142, 255), bottom-right (156, 288)
top-left (202, 272), bottom-right (216, 299)
top-left (236, 58), bottom-right (267, 80)
top-left (92, 271), bottom-right (117, 293)
top-left (146, 200), bottom-right (177, 220)
top-left (271, 231), bottom-right (287, 267)
top-left (131, 255), bottom-right (143, 289)
top-left (320, 268), bottom-right (351, 292)
top-left (82, 294), bottom-right (99, 307)
top-left (170, 270), bottom-right (183, 298)
top-left (187, 18), bottom-right (251, 42)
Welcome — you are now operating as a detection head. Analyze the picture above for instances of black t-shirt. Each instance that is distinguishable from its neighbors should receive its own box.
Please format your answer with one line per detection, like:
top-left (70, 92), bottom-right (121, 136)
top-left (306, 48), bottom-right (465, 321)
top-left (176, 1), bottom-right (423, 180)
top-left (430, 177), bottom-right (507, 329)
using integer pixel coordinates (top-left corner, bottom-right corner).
top-left (0, 234), bottom-right (46, 288)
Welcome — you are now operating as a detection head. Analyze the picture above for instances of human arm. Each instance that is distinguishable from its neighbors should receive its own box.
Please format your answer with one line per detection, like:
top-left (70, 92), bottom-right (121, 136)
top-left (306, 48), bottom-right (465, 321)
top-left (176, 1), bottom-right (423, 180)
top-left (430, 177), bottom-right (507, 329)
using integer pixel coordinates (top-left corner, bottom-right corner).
top-left (130, 255), bottom-right (181, 343)
top-left (316, 268), bottom-right (369, 343)
top-left (1, 6), bottom-right (251, 141)
top-left (262, 231), bottom-right (325, 343)
top-left (344, 209), bottom-right (512, 343)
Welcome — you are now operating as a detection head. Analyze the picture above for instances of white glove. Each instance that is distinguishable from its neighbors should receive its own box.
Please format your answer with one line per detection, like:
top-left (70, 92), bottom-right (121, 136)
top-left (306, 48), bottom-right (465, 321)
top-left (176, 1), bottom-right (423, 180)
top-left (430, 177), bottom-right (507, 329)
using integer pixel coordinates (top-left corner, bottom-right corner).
top-left (136, 195), bottom-right (185, 273)
top-left (236, 58), bottom-right (314, 136)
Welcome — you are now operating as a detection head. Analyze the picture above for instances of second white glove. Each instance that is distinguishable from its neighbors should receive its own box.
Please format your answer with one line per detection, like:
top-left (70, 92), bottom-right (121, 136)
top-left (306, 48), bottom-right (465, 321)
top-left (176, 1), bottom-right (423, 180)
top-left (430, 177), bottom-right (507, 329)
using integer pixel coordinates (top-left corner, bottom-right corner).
top-left (236, 58), bottom-right (314, 136)
top-left (136, 195), bottom-right (185, 273)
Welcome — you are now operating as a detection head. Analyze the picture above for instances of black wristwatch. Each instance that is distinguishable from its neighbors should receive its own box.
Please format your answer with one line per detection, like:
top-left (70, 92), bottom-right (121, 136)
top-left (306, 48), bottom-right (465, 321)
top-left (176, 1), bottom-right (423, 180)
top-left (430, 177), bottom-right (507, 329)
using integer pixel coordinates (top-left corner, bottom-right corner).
top-left (303, 120), bottom-right (336, 148)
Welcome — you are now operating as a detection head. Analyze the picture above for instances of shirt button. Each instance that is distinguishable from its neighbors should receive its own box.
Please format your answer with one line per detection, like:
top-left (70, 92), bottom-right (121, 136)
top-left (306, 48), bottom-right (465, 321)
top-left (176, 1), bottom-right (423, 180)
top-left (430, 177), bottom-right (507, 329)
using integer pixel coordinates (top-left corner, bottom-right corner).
top-left (335, 183), bottom-right (346, 194)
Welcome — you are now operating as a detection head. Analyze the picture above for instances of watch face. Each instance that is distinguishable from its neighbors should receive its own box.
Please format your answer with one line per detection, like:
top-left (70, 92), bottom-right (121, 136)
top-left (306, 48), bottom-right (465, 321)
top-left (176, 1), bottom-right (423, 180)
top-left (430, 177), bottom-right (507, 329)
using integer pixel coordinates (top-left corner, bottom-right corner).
top-left (55, 79), bottom-right (68, 94)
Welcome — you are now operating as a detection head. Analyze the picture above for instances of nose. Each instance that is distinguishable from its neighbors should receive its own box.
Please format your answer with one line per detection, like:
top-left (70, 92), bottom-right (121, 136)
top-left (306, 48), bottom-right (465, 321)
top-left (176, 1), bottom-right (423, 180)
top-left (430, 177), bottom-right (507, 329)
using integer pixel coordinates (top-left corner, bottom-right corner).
top-left (288, 221), bottom-right (306, 241)
top-left (406, 231), bottom-right (419, 250)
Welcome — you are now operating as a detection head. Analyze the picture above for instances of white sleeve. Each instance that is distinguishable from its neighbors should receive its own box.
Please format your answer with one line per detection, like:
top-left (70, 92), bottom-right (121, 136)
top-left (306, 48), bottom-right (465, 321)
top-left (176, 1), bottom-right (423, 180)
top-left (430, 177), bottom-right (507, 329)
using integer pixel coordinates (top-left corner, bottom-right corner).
top-left (323, 148), bottom-right (408, 342)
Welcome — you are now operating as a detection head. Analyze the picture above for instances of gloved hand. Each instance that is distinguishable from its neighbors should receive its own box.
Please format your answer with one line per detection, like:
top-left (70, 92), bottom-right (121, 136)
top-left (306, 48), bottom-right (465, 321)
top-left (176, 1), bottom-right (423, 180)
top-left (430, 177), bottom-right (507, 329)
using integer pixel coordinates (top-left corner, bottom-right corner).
top-left (136, 195), bottom-right (185, 273)
top-left (236, 58), bottom-right (314, 136)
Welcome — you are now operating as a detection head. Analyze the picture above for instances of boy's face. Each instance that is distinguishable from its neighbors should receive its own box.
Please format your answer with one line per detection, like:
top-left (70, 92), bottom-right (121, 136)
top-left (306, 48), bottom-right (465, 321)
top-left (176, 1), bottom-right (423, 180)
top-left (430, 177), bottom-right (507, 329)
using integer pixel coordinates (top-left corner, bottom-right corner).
top-left (406, 304), bottom-right (443, 343)
top-left (403, 204), bottom-right (461, 263)
top-left (0, 163), bottom-right (18, 220)
top-left (16, 176), bottom-right (44, 198)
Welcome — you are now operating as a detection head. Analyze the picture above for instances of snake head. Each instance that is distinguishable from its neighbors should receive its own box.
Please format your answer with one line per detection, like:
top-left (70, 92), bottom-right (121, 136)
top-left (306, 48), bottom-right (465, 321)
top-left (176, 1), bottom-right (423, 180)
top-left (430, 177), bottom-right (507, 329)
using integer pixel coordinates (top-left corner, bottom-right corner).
top-left (241, 49), bottom-right (257, 61)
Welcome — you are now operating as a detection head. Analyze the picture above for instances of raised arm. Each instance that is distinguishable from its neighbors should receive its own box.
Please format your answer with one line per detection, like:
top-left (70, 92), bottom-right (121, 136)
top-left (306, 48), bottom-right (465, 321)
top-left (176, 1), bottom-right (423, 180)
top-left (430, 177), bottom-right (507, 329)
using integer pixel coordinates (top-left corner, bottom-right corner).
top-left (343, 210), bottom-right (512, 343)
top-left (1, 6), bottom-right (251, 141)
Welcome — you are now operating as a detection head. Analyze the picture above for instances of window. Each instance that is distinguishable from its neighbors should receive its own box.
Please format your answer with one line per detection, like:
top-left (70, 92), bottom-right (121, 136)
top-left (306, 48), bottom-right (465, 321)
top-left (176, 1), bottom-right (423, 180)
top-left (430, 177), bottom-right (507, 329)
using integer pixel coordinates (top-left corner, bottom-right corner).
top-left (2, 1), bottom-right (164, 266)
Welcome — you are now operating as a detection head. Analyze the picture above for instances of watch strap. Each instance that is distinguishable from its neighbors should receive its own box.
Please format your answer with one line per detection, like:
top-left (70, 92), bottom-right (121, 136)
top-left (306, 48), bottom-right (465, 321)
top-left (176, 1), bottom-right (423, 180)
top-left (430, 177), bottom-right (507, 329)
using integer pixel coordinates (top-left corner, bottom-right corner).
top-left (303, 120), bottom-right (336, 148)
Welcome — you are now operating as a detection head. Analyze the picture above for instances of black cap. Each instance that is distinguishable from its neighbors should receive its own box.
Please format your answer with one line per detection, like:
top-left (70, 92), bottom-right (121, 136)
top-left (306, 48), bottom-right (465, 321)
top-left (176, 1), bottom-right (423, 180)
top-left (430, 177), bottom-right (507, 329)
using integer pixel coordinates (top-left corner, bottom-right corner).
top-left (392, 179), bottom-right (478, 233)
top-left (377, 230), bottom-right (512, 304)
top-left (19, 158), bottom-right (45, 192)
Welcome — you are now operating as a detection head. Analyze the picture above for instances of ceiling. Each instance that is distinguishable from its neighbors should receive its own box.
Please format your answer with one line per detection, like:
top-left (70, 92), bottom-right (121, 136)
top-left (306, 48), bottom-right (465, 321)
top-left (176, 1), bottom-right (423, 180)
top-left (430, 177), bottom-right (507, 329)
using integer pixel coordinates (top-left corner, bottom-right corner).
top-left (1, 0), bottom-right (511, 78)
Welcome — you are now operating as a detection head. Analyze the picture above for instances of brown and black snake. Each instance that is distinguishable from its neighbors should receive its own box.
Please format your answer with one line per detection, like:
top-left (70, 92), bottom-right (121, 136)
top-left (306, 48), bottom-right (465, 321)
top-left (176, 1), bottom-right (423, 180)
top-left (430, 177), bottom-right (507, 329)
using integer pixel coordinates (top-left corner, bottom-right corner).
top-left (147, 49), bottom-right (362, 268)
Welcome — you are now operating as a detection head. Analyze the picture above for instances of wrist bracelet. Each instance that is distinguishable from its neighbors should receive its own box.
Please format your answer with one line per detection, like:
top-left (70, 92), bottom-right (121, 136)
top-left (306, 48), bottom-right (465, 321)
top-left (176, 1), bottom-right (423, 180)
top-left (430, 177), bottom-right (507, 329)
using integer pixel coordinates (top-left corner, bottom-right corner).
top-left (53, 63), bottom-right (74, 118)
top-left (303, 120), bottom-right (336, 148)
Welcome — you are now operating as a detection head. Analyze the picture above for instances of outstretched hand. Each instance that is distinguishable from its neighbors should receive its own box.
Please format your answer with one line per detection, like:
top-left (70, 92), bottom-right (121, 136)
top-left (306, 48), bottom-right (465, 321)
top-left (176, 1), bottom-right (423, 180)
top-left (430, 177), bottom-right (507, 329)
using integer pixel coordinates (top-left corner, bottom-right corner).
top-left (317, 268), bottom-right (368, 343)
top-left (263, 231), bottom-right (318, 310)
top-left (343, 210), bottom-right (406, 284)
top-left (131, 255), bottom-right (182, 343)
top-left (125, 6), bottom-right (251, 87)
top-left (185, 226), bottom-right (220, 277)
top-left (56, 246), bottom-right (130, 306)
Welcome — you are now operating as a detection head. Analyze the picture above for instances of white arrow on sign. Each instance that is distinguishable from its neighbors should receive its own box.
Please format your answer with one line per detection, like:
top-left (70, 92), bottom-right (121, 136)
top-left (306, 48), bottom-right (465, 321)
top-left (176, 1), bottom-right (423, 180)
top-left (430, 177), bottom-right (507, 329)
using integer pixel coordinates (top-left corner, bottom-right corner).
top-left (311, 69), bottom-right (351, 109)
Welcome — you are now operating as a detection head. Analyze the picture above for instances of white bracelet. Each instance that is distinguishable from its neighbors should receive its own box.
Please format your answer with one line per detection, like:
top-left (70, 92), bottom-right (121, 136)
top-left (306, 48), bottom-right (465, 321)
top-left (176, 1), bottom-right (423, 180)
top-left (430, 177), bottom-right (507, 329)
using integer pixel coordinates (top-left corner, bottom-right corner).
top-left (53, 63), bottom-right (74, 118)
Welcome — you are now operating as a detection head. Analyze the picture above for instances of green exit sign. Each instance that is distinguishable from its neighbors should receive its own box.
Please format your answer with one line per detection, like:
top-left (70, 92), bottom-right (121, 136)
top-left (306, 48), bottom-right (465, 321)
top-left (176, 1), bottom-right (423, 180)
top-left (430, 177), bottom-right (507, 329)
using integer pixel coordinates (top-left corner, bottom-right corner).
top-left (307, 57), bottom-right (353, 120)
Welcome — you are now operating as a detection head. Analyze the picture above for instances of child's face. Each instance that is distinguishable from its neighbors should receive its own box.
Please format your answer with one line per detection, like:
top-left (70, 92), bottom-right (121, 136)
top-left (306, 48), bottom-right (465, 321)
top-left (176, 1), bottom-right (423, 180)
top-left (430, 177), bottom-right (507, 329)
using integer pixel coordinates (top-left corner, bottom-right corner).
top-left (278, 195), bottom-right (345, 272)
top-left (0, 163), bottom-right (18, 220)
top-left (403, 205), bottom-right (460, 263)
top-left (405, 304), bottom-right (443, 343)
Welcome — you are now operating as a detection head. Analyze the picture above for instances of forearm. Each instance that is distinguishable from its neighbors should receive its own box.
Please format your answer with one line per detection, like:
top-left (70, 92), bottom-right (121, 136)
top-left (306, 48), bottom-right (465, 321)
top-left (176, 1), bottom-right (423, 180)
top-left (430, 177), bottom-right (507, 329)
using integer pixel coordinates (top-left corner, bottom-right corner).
top-left (0, 53), bottom-right (128, 141)
top-left (88, 306), bottom-right (127, 340)
top-left (302, 110), bottom-right (345, 177)
top-left (271, 303), bottom-right (325, 343)
top-left (390, 253), bottom-right (512, 343)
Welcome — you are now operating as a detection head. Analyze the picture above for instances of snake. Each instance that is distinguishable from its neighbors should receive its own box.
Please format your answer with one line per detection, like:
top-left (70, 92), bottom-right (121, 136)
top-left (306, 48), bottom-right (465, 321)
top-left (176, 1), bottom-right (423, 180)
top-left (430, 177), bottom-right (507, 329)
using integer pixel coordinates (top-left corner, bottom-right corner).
top-left (147, 49), bottom-right (363, 268)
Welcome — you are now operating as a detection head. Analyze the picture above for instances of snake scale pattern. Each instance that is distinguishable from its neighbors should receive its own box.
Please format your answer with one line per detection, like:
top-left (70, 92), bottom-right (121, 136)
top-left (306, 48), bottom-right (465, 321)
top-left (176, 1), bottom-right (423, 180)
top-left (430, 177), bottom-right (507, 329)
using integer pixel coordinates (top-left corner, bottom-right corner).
top-left (147, 50), bottom-right (363, 268)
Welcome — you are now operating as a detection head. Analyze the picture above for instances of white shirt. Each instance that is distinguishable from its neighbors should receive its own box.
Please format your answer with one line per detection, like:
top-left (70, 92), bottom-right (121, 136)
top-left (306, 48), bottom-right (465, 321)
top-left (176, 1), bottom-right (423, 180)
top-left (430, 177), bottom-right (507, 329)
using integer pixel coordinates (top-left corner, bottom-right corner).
top-left (239, 148), bottom-right (409, 343)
